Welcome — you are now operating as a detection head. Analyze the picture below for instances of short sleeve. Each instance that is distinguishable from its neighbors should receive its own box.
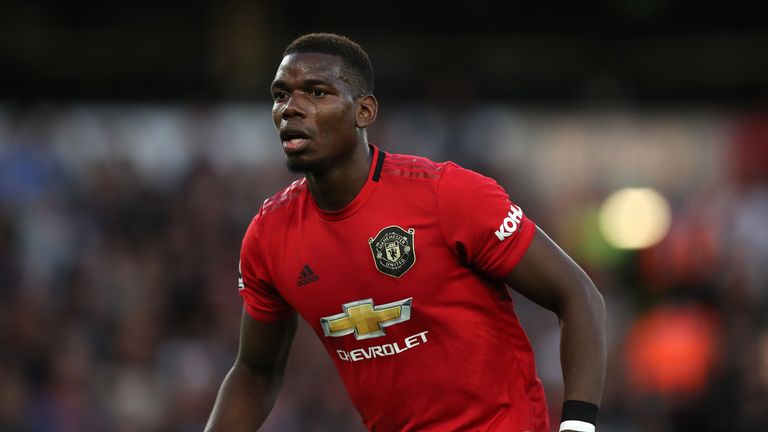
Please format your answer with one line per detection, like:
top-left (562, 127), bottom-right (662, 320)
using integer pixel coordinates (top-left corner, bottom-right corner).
top-left (238, 210), bottom-right (294, 322)
top-left (437, 163), bottom-right (536, 279)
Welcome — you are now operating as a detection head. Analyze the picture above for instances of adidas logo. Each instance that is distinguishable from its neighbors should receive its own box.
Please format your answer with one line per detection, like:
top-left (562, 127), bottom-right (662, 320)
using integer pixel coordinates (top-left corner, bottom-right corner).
top-left (297, 264), bottom-right (319, 286)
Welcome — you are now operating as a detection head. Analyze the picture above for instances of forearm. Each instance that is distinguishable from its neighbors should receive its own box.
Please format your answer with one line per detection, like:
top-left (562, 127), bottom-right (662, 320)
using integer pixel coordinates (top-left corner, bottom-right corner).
top-left (205, 362), bottom-right (283, 432)
top-left (558, 283), bottom-right (606, 405)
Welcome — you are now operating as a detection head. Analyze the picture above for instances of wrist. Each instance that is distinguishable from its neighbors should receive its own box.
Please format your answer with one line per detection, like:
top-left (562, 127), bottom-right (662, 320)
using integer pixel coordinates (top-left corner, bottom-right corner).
top-left (559, 400), bottom-right (598, 432)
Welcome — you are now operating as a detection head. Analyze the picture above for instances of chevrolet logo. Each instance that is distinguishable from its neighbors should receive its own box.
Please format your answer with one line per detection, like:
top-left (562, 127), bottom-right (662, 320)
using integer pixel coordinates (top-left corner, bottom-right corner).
top-left (321, 298), bottom-right (413, 340)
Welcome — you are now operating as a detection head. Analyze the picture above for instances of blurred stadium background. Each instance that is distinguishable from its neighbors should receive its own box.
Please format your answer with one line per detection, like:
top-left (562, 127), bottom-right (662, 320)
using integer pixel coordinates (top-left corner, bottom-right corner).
top-left (1, 2), bottom-right (767, 431)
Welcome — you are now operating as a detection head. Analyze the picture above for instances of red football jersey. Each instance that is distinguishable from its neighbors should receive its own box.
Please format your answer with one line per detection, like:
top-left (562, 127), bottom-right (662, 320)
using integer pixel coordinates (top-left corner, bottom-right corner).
top-left (239, 146), bottom-right (548, 432)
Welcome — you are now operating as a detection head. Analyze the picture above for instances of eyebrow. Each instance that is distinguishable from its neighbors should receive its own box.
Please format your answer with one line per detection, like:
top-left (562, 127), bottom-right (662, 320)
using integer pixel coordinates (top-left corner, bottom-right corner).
top-left (270, 78), bottom-right (335, 90)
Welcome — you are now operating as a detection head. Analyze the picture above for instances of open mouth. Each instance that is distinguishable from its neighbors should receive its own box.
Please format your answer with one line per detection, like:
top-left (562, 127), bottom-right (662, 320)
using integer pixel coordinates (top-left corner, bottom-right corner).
top-left (280, 129), bottom-right (311, 153)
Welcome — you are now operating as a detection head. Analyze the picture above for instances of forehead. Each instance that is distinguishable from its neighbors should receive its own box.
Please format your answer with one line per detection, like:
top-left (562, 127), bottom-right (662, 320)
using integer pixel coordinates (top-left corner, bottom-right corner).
top-left (272, 52), bottom-right (348, 87)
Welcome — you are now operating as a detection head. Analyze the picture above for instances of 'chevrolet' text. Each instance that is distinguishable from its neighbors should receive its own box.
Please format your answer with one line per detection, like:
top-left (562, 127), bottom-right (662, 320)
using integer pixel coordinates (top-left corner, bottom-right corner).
top-left (336, 331), bottom-right (429, 362)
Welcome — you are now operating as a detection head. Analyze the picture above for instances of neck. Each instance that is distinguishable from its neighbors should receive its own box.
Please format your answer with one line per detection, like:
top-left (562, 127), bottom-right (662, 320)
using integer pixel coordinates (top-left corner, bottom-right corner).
top-left (306, 142), bottom-right (372, 211)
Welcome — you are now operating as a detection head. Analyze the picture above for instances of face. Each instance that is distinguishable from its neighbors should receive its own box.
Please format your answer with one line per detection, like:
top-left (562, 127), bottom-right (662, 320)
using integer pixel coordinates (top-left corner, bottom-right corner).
top-left (271, 52), bottom-right (363, 174)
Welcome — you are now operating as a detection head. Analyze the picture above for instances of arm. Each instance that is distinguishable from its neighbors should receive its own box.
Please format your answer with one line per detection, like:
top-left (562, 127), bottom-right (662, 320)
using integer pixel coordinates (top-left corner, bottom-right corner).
top-left (205, 309), bottom-right (297, 432)
top-left (504, 226), bottom-right (606, 407)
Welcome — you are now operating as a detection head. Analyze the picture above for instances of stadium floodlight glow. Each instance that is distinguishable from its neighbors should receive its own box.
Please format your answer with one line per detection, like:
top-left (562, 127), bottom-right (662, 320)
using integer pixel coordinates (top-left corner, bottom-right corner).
top-left (598, 187), bottom-right (672, 250)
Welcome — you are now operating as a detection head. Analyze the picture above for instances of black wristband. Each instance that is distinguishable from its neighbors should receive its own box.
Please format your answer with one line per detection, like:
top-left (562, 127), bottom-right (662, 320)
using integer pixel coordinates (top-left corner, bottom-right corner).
top-left (561, 400), bottom-right (599, 424)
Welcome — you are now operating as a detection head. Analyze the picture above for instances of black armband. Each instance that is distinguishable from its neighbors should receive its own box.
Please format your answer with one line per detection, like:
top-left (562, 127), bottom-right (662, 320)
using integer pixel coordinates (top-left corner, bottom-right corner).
top-left (559, 400), bottom-right (598, 432)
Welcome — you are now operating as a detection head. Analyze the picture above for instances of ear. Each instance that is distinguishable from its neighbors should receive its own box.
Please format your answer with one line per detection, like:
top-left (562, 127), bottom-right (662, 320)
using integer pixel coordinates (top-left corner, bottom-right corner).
top-left (355, 95), bottom-right (378, 128)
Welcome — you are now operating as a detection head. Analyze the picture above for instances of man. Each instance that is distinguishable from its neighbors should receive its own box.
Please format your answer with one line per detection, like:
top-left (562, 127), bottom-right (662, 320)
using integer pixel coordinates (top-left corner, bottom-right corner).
top-left (206, 33), bottom-right (606, 432)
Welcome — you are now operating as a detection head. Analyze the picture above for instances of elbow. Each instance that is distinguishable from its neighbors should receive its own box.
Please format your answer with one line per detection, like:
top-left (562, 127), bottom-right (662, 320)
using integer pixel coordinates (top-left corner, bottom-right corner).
top-left (582, 279), bottom-right (606, 324)
top-left (244, 358), bottom-right (283, 376)
top-left (590, 282), bottom-right (606, 320)
top-left (557, 278), bottom-right (606, 325)
top-left (580, 281), bottom-right (607, 343)
top-left (233, 357), bottom-right (285, 391)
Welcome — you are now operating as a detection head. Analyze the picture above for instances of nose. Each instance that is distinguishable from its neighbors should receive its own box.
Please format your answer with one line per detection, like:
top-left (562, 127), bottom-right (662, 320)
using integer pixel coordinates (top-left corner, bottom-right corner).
top-left (281, 93), bottom-right (307, 120)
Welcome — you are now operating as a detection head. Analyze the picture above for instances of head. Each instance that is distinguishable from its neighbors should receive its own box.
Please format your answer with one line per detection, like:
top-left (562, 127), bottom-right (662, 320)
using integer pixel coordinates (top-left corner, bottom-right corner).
top-left (271, 33), bottom-right (378, 174)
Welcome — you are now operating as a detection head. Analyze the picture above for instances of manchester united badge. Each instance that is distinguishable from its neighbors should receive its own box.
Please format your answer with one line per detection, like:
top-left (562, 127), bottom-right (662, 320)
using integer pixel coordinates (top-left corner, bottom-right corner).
top-left (368, 226), bottom-right (416, 278)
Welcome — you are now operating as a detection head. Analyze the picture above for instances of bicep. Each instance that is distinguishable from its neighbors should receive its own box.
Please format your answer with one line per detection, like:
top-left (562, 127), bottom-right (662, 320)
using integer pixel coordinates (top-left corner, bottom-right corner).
top-left (504, 226), bottom-right (596, 314)
top-left (237, 308), bottom-right (297, 376)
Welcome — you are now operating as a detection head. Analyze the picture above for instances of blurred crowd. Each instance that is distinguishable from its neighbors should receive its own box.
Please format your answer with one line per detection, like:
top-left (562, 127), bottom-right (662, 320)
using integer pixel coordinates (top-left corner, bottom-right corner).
top-left (0, 104), bottom-right (766, 432)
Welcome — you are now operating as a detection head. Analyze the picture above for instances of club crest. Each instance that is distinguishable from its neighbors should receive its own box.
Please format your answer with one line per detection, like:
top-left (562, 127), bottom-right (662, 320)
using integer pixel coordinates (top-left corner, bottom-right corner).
top-left (368, 226), bottom-right (416, 278)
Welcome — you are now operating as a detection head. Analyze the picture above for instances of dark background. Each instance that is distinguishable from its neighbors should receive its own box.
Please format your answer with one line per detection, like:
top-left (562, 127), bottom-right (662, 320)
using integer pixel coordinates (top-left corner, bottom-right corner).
top-left (2, 1), bottom-right (766, 103)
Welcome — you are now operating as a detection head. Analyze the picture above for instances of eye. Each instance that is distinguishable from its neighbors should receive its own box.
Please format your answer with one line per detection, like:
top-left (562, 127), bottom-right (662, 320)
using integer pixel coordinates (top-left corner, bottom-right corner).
top-left (272, 91), bottom-right (288, 102)
top-left (309, 89), bottom-right (327, 97)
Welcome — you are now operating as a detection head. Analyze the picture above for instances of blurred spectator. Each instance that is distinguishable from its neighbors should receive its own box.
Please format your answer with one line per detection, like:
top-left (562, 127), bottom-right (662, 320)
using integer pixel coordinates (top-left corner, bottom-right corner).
top-left (0, 104), bottom-right (766, 431)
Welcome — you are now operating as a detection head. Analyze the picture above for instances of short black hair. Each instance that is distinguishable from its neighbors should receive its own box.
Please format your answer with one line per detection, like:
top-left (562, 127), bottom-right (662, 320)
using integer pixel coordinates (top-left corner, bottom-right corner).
top-left (283, 33), bottom-right (374, 97)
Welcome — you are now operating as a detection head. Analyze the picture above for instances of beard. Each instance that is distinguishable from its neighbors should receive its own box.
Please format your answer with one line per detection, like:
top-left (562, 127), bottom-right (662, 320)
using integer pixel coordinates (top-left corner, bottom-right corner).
top-left (285, 154), bottom-right (334, 175)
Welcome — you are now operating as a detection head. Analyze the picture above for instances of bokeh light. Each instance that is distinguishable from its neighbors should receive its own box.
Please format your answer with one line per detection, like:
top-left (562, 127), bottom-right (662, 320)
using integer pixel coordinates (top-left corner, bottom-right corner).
top-left (598, 187), bottom-right (672, 249)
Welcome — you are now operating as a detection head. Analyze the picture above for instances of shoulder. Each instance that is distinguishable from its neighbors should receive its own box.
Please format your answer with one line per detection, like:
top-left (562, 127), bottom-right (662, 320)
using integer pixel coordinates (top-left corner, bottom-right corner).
top-left (436, 161), bottom-right (512, 214)
top-left (380, 152), bottom-right (447, 180)
top-left (261, 177), bottom-right (307, 216)
top-left (381, 152), bottom-right (492, 183)
top-left (245, 177), bottom-right (307, 239)
top-left (379, 152), bottom-right (500, 198)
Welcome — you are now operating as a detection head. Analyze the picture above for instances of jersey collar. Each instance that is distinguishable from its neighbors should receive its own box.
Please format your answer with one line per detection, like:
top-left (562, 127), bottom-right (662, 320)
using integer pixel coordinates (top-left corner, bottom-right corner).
top-left (311, 145), bottom-right (385, 221)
